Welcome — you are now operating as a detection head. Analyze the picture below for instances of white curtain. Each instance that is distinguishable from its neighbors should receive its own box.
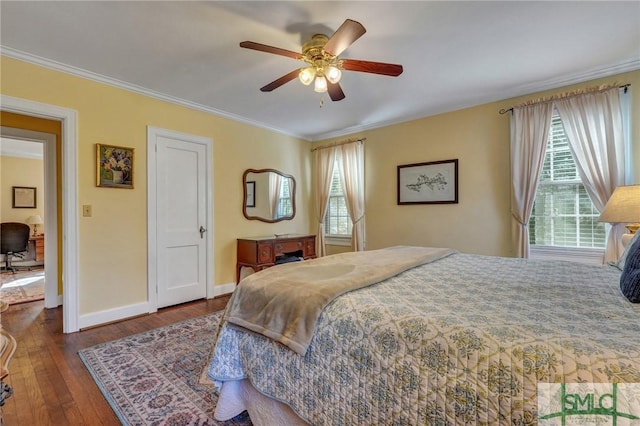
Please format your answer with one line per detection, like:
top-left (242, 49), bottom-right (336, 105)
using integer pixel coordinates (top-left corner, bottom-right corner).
top-left (314, 147), bottom-right (337, 257)
top-left (268, 173), bottom-right (283, 219)
top-left (555, 88), bottom-right (626, 262)
top-left (510, 103), bottom-right (554, 257)
top-left (339, 142), bottom-right (366, 251)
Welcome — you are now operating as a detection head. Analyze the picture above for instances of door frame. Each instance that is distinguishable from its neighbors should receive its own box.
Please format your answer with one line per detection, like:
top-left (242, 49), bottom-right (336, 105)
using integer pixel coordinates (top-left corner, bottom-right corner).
top-left (146, 126), bottom-right (214, 312)
top-left (0, 127), bottom-right (58, 308)
top-left (1, 95), bottom-right (79, 333)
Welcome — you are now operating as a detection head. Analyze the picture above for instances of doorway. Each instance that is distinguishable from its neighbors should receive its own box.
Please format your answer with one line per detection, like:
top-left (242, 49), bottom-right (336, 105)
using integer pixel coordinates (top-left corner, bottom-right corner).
top-left (1, 95), bottom-right (79, 333)
top-left (0, 131), bottom-right (56, 307)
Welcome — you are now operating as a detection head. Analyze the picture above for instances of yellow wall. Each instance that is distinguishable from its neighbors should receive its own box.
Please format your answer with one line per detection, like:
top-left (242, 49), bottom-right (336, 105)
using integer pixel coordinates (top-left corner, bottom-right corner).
top-left (1, 56), bottom-right (313, 315)
top-left (319, 70), bottom-right (640, 257)
top-left (0, 155), bottom-right (45, 225)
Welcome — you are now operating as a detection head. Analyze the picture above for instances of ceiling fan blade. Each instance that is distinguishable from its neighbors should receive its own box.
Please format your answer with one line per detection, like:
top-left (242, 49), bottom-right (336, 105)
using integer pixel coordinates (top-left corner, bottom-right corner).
top-left (341, 59), bottom-right (403, 76)
top-left (327, 82), bottom-right (346, 101)
top-left (260, 69), bottom-right (300, 92)
top-left (240, 41), bottom-right (303, 60)
top-left (323, 19), bottom-right (366, 57)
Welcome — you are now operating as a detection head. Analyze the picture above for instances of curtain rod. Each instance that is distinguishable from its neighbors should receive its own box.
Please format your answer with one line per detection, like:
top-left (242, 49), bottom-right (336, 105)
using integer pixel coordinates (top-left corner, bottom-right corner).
top-left (498, 83), bottom-right (630, 115)
top-left (310, 137), bottom-right (366, 152)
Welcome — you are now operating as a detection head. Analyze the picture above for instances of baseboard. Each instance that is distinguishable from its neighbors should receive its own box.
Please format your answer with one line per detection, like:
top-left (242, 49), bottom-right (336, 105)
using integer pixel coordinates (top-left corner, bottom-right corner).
top-left (43, 294), bottom-right (63, 309)
top-left (79, 301), bottom-right (151, 330)
top-left (212, 282), bottom-right (236, 298)
top-left (77, 284), bottom-right (234, 330)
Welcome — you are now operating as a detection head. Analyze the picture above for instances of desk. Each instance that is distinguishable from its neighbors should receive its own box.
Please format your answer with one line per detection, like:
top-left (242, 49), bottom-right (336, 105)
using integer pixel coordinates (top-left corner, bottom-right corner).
top-left (30, 235), bottom-right (44, 262)
top-left (236, 234), bottom-right (316, 283)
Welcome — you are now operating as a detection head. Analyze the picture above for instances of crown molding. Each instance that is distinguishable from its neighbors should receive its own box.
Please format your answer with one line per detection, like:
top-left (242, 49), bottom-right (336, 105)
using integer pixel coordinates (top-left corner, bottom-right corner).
top-left (507, 58), bottom-right (640, 96)
top-left (0, 134), bottom-right (45, 160)
top-left (3, 46), bottom-right (637, 143)
top-left (310, 58), bottom-right (640, 141)
top-left (0, 147), bottom-right (43, 160)
top-left (1, 46), bottom-right (310, 141)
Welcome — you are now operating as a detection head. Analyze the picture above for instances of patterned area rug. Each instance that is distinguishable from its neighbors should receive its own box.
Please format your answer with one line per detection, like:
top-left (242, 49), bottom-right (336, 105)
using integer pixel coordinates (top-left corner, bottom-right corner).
top-left (0, 269), bottom-right (45, 305)
top-left (78, 312), bottom-right (251, 425)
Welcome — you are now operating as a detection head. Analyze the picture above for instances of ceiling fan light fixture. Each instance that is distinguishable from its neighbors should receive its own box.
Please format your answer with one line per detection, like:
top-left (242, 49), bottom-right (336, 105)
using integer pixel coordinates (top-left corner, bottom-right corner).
top-left (240, 18), bottom-right (403, 101)
top-left (298, 67), bottom-right (316, 85)
top-left (326, 65), bottom-right (342, 84)
top-left (314, 75), bottom-right (328, 93)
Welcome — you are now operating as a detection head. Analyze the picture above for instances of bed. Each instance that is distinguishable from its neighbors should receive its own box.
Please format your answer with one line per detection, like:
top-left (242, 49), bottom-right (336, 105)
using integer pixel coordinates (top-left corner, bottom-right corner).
top-left (207, 245), bottom-right (640, 425)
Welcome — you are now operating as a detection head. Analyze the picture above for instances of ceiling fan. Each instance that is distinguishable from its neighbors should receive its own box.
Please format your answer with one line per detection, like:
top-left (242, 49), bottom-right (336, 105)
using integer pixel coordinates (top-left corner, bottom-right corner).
top-left (240, 19), bottom-right (403, 101)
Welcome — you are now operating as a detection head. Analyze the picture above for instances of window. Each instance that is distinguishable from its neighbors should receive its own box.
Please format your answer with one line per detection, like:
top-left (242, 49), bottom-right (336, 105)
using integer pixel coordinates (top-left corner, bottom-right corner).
top-left (529, 113), bottom-right (606, 249)
top-left (324, 162), bottom-right (352, 238)
top-left (277, 178), bottom-right (293, 218)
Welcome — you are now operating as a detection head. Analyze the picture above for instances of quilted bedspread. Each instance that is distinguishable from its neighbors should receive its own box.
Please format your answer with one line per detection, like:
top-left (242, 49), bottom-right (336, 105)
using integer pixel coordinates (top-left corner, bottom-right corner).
top-left (225, 246), bottom-right (455, 355)
top-left (208, 252), bottom-right (640, 425)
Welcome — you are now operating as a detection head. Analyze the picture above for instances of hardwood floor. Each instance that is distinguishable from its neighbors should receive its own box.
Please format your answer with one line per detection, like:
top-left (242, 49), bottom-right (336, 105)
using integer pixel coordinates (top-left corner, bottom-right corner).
top-left (0, 295), bottom-right (231, 425)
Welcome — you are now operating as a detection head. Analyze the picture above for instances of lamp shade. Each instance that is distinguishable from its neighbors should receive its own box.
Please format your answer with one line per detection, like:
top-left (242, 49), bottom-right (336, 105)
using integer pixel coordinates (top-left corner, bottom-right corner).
top-left (298, 67), bottom-right (315, 86)
top-left (325, 65), bottom-right (342, 84)
top-left (599, 185), bottom-right (640, 224)
top-left (314, 75), bottom-right (328, 93)
top-left (26, 215), bottom-right (43, 225)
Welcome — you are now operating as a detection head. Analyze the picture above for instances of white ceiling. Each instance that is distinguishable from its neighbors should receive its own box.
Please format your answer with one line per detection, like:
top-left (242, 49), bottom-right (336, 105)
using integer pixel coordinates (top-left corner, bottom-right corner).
top-left (1, 1), bottom-right (639, 141)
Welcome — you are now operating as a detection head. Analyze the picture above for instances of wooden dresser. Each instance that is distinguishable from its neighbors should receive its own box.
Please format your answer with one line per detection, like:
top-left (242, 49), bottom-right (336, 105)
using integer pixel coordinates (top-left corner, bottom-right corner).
top-left (236, 234), bottom-right (316, 283)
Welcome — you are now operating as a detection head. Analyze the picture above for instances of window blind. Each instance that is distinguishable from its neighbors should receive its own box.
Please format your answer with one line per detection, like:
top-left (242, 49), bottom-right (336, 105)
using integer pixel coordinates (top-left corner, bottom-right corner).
top-left (529, 114), bottom-right (606, 248)
top-left (324, 165), bottom-right (352, 236)
top-left (277, 179), bottom-right (293, 218)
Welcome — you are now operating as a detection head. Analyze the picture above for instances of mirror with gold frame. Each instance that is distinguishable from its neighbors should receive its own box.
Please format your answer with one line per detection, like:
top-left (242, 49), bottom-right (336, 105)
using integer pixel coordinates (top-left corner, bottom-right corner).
top-left (242, 168), bottom-right (296, 222)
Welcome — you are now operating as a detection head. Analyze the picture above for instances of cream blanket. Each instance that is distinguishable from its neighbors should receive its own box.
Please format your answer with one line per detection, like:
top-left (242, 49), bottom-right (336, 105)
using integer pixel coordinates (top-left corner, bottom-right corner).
top-left (224, 245), bottom-right (456, 355)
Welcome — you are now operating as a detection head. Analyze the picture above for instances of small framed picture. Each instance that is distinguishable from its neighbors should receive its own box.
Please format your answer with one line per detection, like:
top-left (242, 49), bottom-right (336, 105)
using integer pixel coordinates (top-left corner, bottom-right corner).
top-left (12, 186), bottom-right (37, 208)
top-left (246, 181), bottom-right (256, 208)
top-left (96, 143), bottom-right (134, 188)
top-left (397, 159), bottom-right (458, 204)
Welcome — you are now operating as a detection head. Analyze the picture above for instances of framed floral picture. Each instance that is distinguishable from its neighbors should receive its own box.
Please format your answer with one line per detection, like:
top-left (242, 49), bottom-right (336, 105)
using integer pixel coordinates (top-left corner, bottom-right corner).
top-left (397, 159), bottom-right (458, 204)
top-left (96, 144), bottom-right (134, 188)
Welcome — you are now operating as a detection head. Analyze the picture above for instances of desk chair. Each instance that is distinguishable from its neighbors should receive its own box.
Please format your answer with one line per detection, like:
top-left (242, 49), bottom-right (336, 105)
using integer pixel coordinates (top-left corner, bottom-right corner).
top-left (0, 222), bottom-right (31, 274)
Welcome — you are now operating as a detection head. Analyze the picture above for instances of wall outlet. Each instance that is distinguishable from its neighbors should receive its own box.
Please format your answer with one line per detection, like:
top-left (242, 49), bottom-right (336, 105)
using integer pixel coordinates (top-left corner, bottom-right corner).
top-left (82, 204), bottom-right (92, 217)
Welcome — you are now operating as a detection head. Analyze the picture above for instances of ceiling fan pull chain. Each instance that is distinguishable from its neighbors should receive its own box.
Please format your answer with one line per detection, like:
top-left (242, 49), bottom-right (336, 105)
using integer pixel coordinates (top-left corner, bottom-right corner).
top-left (319, 97), bottom-right (324, 108)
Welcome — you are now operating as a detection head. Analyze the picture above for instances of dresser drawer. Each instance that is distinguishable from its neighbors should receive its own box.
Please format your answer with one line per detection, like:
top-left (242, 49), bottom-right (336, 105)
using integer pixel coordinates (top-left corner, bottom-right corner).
top-left (304, 238), bottom-right (316, 258)
top-left (274, 240), bottom-right (304, 255)
top-left (257, 243), bottom-right (273, 263)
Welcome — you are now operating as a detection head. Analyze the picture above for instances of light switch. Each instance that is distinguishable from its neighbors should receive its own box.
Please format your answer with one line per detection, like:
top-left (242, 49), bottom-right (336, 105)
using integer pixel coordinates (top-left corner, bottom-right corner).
top-left (82, 204), bottom-right (92, 217)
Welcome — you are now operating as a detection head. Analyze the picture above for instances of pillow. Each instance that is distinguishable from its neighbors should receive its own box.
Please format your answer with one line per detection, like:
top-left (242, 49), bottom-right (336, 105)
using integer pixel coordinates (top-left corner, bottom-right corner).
top-left (620, 234), bottom-right (640, 303)
top-left (610, 231), bottom-right (640, 271)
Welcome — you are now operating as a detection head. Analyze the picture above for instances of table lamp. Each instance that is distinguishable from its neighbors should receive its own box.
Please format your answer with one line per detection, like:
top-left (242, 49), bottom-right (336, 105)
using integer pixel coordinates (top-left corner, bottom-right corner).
top-left (599, 184), bottom-right (640, 247)
top-left (26, 215), bottom-right (43, 237)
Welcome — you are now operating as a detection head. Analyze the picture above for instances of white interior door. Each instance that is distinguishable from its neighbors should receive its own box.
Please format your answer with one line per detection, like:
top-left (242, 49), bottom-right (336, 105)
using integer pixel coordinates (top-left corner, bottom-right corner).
top-left (151, 130), bottom-right (210, 308)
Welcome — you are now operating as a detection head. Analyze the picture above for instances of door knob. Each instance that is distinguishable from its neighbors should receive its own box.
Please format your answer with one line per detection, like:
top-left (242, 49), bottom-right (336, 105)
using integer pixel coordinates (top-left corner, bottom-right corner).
top-left (199, 226), bottom-right (206, 238)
